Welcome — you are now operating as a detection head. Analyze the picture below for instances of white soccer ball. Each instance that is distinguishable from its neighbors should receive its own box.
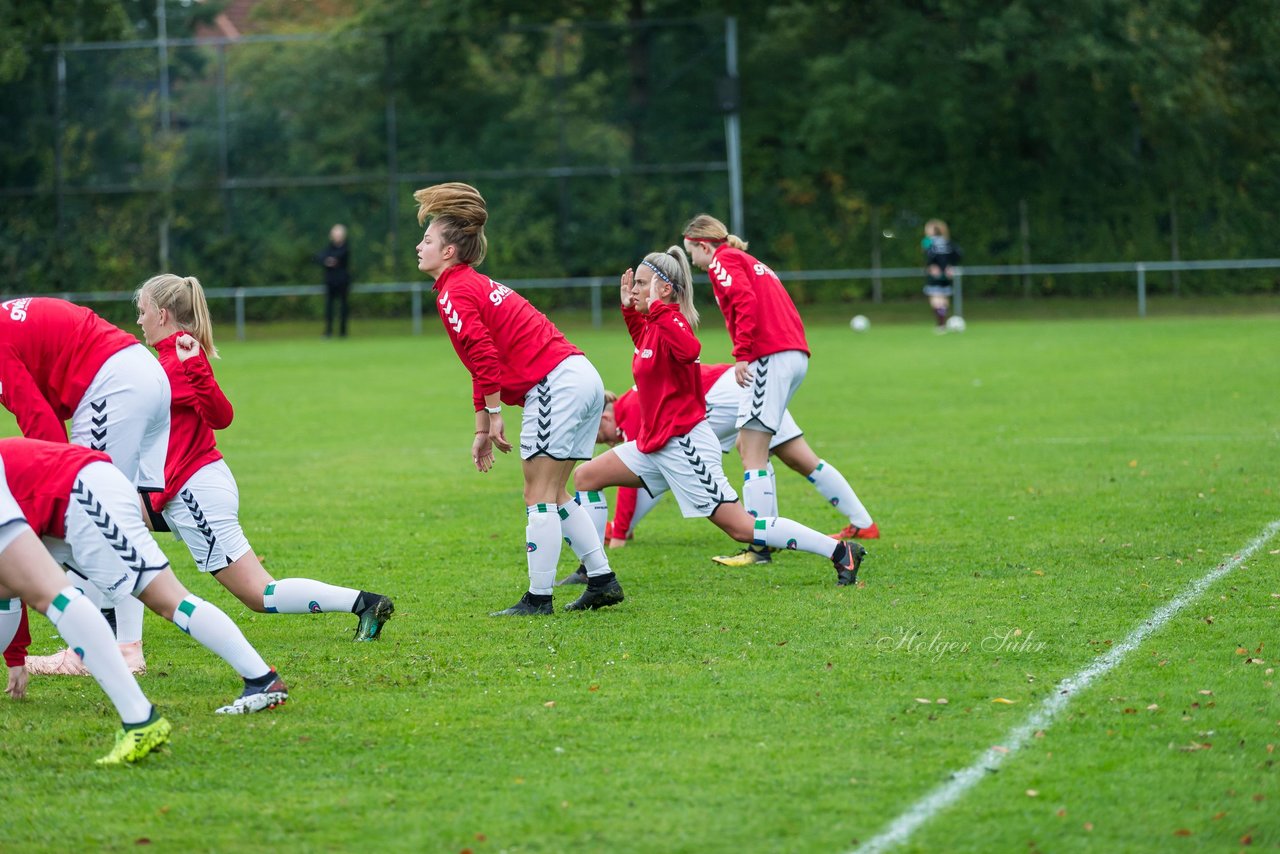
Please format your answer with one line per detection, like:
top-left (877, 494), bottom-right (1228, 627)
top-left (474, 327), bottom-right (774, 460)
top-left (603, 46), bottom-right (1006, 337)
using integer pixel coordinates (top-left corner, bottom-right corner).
top-left (946, 315), bottom-right (966, 332)
top-left (850, 314), bottom-right (870, 332)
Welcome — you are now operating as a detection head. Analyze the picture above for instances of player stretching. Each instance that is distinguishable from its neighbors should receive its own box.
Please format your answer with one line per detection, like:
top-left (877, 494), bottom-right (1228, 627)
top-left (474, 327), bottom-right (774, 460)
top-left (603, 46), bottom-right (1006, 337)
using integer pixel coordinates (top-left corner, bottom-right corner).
top-left (0, 462), bottom-right (170, 765)
top-left (572, 247), bottom-right (865, 587)
top-left (682, 215), bottom-right (821, 567)
top-left (135, 274), bottom-right (394, 640)
top-left (413, 182), bottom-right (621, 615)
top-left (1, 438), bottom-right (289, 714)
top-left (0, 296), bottom-right (170, 675)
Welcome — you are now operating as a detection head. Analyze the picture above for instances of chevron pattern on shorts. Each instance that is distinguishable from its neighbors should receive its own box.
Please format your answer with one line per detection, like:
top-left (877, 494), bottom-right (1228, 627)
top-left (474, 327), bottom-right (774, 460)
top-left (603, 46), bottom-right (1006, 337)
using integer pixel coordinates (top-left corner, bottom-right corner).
top-left (88, 399), bottom-right (108, 451)
top-left (180, 488), bottom-right (218, 569)
top-left (676, 436), bottom-right (726, 502)
top-left (532, 379), bottom-right (552, 453)
top-left (70, 479), bottom-right (166, 574)
top-left (749, 356), bottom-right (770, 419)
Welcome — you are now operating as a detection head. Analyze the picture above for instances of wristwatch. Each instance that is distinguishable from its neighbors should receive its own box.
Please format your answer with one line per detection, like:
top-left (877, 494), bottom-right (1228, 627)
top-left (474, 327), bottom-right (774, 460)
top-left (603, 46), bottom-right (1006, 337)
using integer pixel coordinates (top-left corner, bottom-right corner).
top-left (484, 406), bottom-right (502, 415)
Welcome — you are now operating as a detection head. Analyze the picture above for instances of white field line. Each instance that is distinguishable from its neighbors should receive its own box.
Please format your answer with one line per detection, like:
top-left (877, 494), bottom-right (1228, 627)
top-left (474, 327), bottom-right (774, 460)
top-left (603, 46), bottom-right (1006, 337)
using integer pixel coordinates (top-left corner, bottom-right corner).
top-left (853, 518), bottom-right (1280, 854)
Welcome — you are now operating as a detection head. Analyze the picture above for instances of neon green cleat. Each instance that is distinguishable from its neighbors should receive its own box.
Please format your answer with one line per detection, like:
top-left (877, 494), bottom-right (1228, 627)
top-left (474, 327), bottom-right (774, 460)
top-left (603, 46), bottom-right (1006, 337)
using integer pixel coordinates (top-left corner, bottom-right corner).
top-left (711, 545), bottom-right (774, 567)
top-left (96, 715), bottom-right (172, 766)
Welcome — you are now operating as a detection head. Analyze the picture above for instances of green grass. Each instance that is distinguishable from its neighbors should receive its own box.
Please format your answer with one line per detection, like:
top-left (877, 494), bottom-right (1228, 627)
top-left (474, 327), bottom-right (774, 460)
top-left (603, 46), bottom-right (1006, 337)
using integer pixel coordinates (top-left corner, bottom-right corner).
top-left (2, 313), bottom-right (1278, 852)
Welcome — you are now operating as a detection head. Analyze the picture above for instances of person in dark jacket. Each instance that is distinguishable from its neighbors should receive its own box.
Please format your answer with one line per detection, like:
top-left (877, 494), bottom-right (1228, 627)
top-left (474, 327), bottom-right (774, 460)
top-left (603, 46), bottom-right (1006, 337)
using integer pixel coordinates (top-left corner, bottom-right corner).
top-left (922, 219), bottom-right (962, 333)
top-left (317, 224), bottom-right (351, 338)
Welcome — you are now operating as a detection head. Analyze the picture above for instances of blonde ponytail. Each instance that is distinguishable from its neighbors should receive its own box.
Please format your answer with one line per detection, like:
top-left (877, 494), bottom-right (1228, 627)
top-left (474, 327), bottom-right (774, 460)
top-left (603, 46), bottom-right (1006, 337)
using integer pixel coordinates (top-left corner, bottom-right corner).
top-left (682, 213), bottom-right (748, 252)
top-left (413, 182), bottom-right (489, 265)
top-left (135, 274), bottom-right (219, 359)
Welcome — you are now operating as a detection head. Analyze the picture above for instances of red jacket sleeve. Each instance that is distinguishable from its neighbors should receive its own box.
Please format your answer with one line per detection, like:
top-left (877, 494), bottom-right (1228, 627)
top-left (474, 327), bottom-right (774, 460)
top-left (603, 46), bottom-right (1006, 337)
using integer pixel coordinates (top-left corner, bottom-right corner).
top-left (177, 355), bottom-right (234, 430)
top-left (439, 285), bottom-right (502, 411)
top-left (0, 358), bottom-right (68, 444)
top-left (4, 603), bottom-right (30, 667)
top-left (649, 303), bottom-right (701, 364)
top-left (622, 305), bottom-right (646, 347)
top-left (719, 254), bottom-right (760, 363)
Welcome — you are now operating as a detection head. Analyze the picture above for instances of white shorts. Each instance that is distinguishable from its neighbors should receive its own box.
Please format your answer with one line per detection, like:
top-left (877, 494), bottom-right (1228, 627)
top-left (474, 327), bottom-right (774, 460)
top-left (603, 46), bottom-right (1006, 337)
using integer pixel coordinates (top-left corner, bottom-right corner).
top-left (55, 461), bottom-right (170, 606)
top-left (71, 344), bottom-right (171, 492)
top-left (736, 349), bottom-right (808, 435)
top-left (161, 459), bottom-right (251, 573)
top-left (612, 421), bottom-right (738, 518)
top-left (520, 355), bottom-right (604, 461)
top-left (704, 369), bottom-right (803, 453)
top-left (0, 462), bottom-right (29, 554)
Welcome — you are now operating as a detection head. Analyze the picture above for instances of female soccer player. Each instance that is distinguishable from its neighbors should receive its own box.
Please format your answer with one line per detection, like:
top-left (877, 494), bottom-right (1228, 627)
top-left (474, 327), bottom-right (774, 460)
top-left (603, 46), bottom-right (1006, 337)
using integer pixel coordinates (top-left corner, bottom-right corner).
top-left (681, 215), bottom-right (813, 565)
top-left (0, 436), bottom-right (289, 715)
top-left (413, 182), bottom-right (621, 615)
top-left (134, 274), bottom-right (394, 640)
top-left (922, 219), bottom-right (962, 333)
top-left (0, 296), bottom-right (170, 674)
top-left (572, 246), bottom-right (865, 587)
top-left (584, 366), bottom-right (878, 566)
top-left (0, 460), bottom-right (170, 764)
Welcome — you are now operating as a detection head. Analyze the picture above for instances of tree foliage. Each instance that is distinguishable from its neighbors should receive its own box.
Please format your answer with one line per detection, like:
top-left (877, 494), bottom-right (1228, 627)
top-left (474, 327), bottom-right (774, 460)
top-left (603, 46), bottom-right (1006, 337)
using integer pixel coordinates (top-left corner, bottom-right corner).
top-left (1, 0), bottom-right (1277, 300)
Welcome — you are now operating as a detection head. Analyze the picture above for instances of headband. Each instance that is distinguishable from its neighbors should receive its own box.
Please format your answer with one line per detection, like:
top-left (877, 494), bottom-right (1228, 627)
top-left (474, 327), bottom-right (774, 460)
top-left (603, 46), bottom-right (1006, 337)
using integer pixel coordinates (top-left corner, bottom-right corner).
top-left (682, 234), bottom-right (725, 245)
top-left (641, 259), bottom-right (672, 284)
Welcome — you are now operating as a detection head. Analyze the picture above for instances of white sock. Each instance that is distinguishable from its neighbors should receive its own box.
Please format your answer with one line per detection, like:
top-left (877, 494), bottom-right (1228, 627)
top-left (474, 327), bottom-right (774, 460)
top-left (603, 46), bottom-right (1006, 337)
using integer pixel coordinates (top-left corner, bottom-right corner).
top-left (741, 468), bottom-right (776, 519)
top-left (0, 598), bottom-right (20, 649)
top-left (172, 594), bottom-right (270, 679)
top-left (574, 491), bottom-right (609, 543)
top-left (559, 499), bottom-right (611, 578)
top-left (108, 595), bottom-right (146, 644)
top-left (525, 504), bottom-right (561, 595)
top-left (263, 579), bottom-right (360, 614)
top-left (47, 587), bottom-right (152, 724)
top-left (631, 488), bottom-right (661, 532)
top-left (807, 460), bottom-right (873, 528)
top-left (749, 516), bottom-right (839, 558)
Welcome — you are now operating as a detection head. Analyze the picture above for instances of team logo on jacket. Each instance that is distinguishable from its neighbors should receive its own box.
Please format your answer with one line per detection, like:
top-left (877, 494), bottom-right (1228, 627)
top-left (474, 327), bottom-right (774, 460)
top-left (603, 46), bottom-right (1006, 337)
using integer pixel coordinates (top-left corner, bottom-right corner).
top-left (2, 298), bottom-right (32, 321)
top-left (640, 348), bottom-right (653, 359)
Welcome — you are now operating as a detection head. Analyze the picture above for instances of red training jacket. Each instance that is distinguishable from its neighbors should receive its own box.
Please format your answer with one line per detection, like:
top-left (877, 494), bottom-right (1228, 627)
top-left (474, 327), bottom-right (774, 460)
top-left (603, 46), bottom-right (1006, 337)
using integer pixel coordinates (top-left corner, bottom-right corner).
top-left (704, 245), bottom-right (809, 363)
top-left (432, 264), bottom-right (582, 411)
top-left (623, 300), bottom-right (703, 454)
top-left (149, 333), bottom-right (233, 512)
top-left (0, 298), bottom-right (140, 443)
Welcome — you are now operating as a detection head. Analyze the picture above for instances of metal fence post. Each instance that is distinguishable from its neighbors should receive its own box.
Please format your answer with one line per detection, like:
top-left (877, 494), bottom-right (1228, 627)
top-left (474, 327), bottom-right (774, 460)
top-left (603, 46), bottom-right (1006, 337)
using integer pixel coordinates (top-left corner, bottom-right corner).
top-left (1136, 263), bottom-right (1146, 317)
top-left (411, 282), bottom-right (422, 335)
top-left (590, 278), bottom-right (602, 328)
top-left (953, 270), bottom-right (964, 318)
top-left (235, 287), bottom-right (246, 340)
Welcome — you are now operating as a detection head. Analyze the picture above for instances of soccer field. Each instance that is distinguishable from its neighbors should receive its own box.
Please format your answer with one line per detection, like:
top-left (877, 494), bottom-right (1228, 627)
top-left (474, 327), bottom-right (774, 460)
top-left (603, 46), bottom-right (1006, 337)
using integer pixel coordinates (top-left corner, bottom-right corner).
top-left (3, 313), bottom-right (1278, 852)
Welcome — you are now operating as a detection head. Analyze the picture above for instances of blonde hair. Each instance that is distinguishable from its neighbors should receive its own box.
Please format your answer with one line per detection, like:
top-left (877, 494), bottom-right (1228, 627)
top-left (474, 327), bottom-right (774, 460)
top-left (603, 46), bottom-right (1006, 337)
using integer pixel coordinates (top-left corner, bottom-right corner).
top-left (682, 213), bottom-right (748, 251)
top-left (135, 274), bottom-right (218, 359)
top-left (925, 219), bottom-right (950, 239)
top-left (603, 389), bottom-right (618, 406)
top-left (413, 182), bottom-right (489, 266)
top-left (642, 245), bottom-right (699, 328)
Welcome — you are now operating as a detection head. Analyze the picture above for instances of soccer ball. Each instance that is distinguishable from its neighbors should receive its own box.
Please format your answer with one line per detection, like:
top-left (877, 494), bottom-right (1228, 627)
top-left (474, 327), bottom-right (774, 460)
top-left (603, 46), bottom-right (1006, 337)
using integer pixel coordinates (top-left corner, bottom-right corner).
top-left (850, 314), bottom-right (870, 332)
top-left (946, 315), bottom-right (966, 332)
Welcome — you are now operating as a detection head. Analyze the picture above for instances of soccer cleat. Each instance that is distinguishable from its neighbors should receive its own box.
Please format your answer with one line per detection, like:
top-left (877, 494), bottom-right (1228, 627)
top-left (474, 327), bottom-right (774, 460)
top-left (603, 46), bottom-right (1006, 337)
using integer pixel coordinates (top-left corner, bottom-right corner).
top-left (833, 542), bottom-right (868, 587)
top-left (555, 564), bottom-right (588, 586)
top-left (95, 714), bottom-right (172, 766)
top-left (828, 521), bottom-right (880, 541)
top-left (712, 545), bottom-right (773, 567)
top-left (563, 576), bottom-right (625, 612)
top-left (354, 594), bottom-right (395, 642)
top-left (215, 669), bottom-right (288, 714)
top-left (490, 592), bottom-right (554, 617)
